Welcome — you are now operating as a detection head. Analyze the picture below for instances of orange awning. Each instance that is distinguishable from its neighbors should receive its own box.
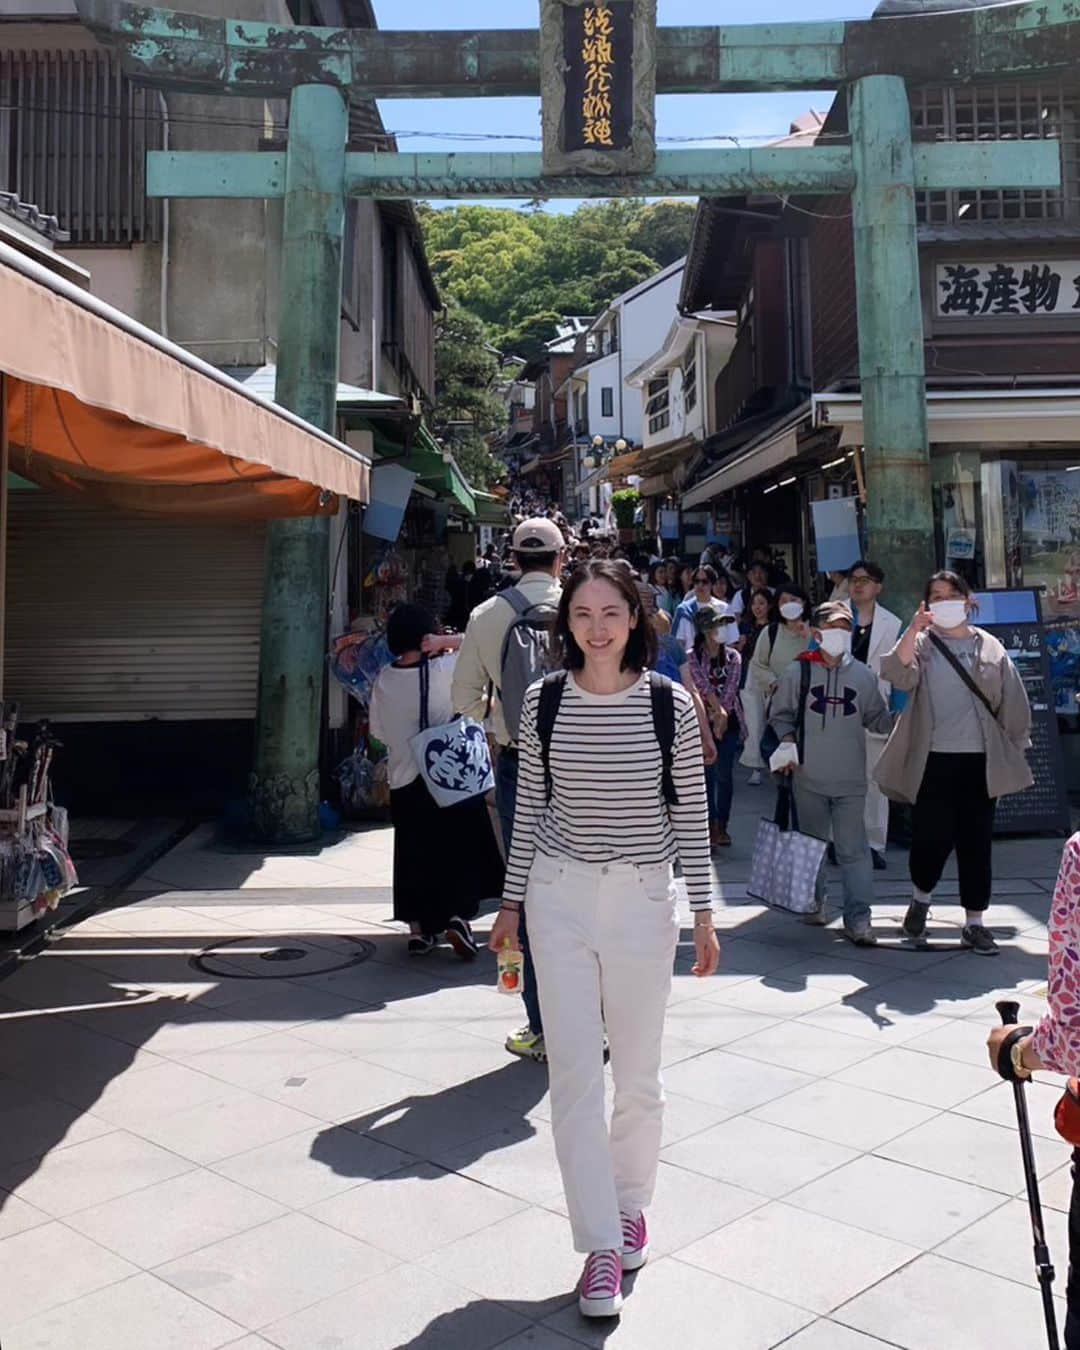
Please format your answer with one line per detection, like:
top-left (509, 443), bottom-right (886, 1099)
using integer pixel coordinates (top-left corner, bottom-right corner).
top-left (1, 242), bottom-right (371, 519)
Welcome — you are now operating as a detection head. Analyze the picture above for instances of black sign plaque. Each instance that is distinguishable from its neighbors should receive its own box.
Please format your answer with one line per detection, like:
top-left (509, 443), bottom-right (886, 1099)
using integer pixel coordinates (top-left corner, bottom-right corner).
top-left (971, 589), bottom-right (1071, 836)
top-left (540, 0), bottom-right (656, 176)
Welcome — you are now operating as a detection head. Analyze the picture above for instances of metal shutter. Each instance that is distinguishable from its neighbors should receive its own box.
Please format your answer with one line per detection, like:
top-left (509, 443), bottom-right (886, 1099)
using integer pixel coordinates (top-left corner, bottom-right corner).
top-left (5, 491), bottom-right (265, 720)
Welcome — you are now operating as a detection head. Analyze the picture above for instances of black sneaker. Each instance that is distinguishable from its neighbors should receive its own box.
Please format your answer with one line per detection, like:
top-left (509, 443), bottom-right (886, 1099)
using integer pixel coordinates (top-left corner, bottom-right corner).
top-left (446, 916), bottom-right (479, 961)
top-left (871, 850), bottom-right (887, 871)
top-left (901, 900), bottom-right (930, 949)
top-left (408, 934), bottom-right (437, 957)
top-left (961, 923), bottom-right (999, 956)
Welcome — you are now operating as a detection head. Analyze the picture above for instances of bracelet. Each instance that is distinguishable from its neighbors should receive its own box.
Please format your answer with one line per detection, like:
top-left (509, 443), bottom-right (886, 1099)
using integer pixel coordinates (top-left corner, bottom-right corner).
top-left (500, 902), bottom-right (522, 914)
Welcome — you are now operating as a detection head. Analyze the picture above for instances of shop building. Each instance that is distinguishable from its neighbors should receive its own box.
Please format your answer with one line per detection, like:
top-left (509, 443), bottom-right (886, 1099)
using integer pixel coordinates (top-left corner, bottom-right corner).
top-left (0, 0), bottom-right (447, 815)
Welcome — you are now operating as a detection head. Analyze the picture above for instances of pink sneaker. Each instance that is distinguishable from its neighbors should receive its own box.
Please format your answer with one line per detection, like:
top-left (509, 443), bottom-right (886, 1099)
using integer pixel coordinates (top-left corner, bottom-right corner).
top-left (578, 1249), bottom-right (623, 1317)
top-left (620, 1209), bottom-right (649, 1272)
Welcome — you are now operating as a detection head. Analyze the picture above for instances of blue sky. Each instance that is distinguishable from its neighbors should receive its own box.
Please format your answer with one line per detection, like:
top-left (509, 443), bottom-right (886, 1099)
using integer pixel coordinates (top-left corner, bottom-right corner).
top-left (371, 0), bottom-right (879, 209)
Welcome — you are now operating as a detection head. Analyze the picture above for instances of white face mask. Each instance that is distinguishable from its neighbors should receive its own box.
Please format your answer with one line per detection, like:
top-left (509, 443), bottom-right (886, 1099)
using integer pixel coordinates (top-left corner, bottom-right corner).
top-left (779, 601), bottom-right (804, 622)
top-left (819, 628), bottom-right (852, 659)
top-left (929, 599), bottom-right (968, 630)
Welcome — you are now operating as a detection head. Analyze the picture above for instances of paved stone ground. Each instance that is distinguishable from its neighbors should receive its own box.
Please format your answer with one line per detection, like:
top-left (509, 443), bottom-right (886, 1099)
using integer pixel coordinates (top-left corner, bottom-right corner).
top-left (0, 782), bottom-right (1074, 1349)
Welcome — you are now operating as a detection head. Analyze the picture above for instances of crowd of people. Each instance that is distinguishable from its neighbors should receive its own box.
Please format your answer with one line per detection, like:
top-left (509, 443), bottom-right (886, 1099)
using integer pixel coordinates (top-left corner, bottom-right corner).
top-left (368, 507), bottom-right (1043, 1323)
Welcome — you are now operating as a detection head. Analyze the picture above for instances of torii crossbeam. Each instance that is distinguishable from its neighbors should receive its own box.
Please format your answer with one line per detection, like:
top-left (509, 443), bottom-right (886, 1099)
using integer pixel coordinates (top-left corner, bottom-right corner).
top-left (75, 0), bottom-right (1073, 841)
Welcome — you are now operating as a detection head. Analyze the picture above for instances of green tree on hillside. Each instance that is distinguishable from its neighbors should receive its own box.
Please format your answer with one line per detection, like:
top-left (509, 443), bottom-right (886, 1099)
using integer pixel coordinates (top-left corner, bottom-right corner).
top-left (431, 303), bottom-right (506, 489)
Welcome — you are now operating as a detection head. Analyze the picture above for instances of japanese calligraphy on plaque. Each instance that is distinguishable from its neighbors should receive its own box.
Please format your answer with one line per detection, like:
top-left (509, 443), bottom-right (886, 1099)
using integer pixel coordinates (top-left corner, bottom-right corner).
top-left (540, 0), bottom-right (656, 176)
top-left (936, 260), bottom-right (1080, 318)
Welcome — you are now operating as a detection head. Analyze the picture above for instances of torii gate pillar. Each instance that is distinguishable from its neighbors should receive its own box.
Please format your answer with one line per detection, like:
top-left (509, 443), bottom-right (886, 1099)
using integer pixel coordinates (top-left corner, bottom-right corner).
top-left (249, 83), bottom-right (347, 844)
top-left (850, 74), bottom-right (934, 617)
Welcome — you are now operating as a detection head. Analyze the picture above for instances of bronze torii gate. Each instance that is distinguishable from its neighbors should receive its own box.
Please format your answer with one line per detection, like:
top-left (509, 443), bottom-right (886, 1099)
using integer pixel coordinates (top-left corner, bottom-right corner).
top-left (77, 0), bottom-right (1074, 842)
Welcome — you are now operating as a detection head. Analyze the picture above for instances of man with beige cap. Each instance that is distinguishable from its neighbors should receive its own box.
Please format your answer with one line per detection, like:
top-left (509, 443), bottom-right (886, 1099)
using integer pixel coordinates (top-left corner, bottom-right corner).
top-left (452, 517), bottom-right (565, 1060)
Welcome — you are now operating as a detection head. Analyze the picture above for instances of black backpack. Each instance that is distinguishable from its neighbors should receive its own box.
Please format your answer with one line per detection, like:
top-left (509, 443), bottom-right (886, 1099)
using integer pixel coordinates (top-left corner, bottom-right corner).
top-left (535, 671), bottom-right (679, 806)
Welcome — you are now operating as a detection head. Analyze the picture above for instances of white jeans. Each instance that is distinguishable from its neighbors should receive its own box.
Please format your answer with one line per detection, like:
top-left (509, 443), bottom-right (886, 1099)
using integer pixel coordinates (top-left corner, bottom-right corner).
top-left (526, 852), bottom-right (679, 1253)
top-left (865, 734), bottom-right (889, 853)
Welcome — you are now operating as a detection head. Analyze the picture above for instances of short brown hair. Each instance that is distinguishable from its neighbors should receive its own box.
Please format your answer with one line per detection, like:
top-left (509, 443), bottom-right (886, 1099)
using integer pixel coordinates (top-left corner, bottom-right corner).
top-left (556, 560), bottom-right (657, 673)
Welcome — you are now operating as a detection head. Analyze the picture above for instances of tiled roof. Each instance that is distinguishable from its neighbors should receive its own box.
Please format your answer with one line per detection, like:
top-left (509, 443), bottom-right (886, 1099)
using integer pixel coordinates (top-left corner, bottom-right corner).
top-left (0, 191), bottom-right (68, 242)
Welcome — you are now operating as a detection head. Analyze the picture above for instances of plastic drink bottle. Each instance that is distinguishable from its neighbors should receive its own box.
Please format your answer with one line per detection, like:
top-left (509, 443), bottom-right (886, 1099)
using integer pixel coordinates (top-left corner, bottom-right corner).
top-left (496, 939), bottom-right (523, 995)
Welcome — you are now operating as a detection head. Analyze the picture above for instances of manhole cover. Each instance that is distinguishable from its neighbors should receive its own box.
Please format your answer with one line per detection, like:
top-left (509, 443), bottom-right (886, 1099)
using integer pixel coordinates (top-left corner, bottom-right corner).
top-left (191, 933), bottom-right (375, 980)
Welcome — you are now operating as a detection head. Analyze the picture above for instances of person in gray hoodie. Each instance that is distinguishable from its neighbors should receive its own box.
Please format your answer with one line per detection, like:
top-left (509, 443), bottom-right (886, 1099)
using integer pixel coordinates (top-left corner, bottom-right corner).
top-left (768, 601), bottom-right (894, 946)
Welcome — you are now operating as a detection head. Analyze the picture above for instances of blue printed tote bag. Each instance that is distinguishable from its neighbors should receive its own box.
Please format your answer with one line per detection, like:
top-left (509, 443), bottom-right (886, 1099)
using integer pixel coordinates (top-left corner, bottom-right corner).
top-left (409, 657), bottom-right (495, 808)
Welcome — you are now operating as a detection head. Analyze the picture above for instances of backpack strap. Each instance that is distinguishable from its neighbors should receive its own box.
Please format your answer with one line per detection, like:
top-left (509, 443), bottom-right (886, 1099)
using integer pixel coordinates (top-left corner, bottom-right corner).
top-left (767, 620), bottom-right (779, 662)
top-left (536, 671), bottom-right (568, 803)
top-left (648, 672), bottom-right (680, 806)
top-left (500, 586), bottom-right (534, 618)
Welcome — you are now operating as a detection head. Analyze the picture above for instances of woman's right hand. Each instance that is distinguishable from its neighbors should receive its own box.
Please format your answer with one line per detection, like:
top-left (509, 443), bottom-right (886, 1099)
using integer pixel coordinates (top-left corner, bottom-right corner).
top-left (910, 603), bottom-right (935, 634)
top-left (488, 906), bottom-right (521, 953)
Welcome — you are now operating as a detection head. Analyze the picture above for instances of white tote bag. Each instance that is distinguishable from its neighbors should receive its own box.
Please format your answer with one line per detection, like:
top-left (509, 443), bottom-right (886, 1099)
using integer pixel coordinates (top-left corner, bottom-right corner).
top-left (409, 657), bottom-right (494, 808)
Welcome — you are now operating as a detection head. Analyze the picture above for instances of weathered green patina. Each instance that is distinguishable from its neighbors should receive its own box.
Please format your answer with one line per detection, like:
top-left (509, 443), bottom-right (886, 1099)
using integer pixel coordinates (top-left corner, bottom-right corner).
top-left (248, 83), bottom-right (347, 844)
top-left (850, 75), bottom-right (934, 618)
top-left (77, 0), bottom-right (1075, 837)
top-left (75, 0), bottom-right (1080, 96)
top-left (145, 143), bottom-right (1062, 202)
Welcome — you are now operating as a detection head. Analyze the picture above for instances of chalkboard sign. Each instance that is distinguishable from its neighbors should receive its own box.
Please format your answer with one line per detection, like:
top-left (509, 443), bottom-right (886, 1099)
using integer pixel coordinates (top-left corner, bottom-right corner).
top-left (972, 588), bottom-right (1071, 835)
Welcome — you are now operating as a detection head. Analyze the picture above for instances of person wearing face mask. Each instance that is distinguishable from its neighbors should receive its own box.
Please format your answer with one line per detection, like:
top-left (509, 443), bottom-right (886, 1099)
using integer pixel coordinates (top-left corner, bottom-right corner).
top-left (687, 606), bottom-right (746, 849)
top-left (875, 570), bottom-right (1032, 956)
top-left (749, 585), bottom-right (813, 708)
top-left (768, 602), bottom-right (894, 945)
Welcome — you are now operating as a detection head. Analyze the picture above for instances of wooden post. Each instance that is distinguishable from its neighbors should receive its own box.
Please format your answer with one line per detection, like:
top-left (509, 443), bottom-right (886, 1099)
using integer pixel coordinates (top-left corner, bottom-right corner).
top-left (249, 84), bottom-right (347, 844)
top-left (850, 74), bottom-right (935, 619)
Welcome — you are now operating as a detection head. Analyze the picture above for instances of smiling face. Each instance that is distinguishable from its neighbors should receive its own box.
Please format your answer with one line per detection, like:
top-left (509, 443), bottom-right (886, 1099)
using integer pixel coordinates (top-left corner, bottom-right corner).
top-left (751, 590), bottom-right (771, 623)
top-left (568, 577), bottom-right (636, 670)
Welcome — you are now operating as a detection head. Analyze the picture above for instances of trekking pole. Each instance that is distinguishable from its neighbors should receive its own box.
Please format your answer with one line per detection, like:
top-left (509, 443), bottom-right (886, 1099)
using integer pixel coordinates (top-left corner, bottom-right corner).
top-left (996, 999), bottom-right (1061, 1350)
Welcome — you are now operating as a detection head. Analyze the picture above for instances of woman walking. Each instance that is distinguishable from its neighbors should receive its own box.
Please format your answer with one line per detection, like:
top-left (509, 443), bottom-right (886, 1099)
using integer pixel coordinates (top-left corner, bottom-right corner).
top-left (687, 605), bottom-right (745, 848)
top-left (369, 603), bottom-right (505, 958)
top-left (738, 586), bottom-right (773, 785)
top-left (876, 571), bottom-right (1032, 955)
top-left (488, 561), bottom-right (718, 1319)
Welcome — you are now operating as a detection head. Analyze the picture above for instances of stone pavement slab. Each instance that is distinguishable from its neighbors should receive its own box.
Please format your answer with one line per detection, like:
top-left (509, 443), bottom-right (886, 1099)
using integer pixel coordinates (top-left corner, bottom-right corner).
top-left (0, 808), bottom-right (1076, 1349)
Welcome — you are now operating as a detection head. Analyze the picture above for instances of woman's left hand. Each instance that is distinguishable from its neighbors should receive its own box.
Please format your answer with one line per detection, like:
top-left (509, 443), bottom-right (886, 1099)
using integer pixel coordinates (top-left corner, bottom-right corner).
top-left (692, 920), bottom-right (720, 977)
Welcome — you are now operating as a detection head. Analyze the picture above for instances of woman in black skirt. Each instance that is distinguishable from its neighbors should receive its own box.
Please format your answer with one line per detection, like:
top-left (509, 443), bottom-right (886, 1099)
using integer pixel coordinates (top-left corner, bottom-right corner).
top-left (369, 603), bottom-right (505, 958)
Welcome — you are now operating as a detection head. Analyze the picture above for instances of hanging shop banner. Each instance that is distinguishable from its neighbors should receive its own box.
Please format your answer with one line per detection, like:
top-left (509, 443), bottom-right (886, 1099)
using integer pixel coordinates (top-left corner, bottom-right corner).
top-left (810, 496), bottom-right (862, 574)
top-left (936, 260), bottom-right (1080, 318)
top-left (540, 0), bottom-right (657, 175)
top-left (972, 588), bottom-right (1070, 835)
top-left (363, 463), bottom-right (417, 542)
top-left (1045, 616), bottom-right (1080, 719)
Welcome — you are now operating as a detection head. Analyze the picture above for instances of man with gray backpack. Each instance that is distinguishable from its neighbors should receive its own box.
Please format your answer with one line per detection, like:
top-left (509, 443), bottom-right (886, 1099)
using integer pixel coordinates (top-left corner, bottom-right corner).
top-left (452, 517), bottom-right (564, 1061)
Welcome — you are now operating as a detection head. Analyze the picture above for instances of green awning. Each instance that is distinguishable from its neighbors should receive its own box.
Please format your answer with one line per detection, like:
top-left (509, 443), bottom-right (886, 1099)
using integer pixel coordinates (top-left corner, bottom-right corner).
top-left (355, 413), bottom-right (477, 517)
top-left (473, 490), bottom-right (509, 526)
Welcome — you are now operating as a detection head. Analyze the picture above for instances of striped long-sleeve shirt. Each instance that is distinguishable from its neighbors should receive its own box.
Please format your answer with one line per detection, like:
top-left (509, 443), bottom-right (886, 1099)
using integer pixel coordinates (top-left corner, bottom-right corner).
top-left (503, 671), bottom-right (714, 911)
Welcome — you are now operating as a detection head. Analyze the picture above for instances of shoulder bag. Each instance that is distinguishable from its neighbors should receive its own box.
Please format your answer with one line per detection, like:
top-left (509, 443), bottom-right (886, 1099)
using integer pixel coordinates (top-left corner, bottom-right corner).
top-left (409, 657), bottom-right (495, 808)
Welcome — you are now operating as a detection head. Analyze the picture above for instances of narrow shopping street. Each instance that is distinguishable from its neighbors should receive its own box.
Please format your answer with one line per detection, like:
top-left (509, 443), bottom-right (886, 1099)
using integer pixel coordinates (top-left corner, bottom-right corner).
top-left (0, 789), bottom-right (1068, 1350)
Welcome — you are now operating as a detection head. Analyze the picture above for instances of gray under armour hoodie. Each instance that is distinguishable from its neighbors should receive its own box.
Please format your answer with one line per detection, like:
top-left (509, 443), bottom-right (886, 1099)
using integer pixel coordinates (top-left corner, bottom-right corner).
top-left (768, 652), bottom-right (894, 797)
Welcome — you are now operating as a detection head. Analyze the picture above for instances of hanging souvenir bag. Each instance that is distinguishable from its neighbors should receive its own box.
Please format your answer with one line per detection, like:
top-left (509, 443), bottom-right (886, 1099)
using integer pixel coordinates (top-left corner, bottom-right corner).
top-left (409, 657), bottom-right (494, 808)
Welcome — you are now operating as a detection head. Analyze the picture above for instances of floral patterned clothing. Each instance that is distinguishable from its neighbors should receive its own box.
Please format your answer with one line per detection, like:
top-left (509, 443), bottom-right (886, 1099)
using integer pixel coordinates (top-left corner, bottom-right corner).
top-left (687, 647), bottom-right (746, 742)
top-left (1032, 833), bottom-right (1080, 1073)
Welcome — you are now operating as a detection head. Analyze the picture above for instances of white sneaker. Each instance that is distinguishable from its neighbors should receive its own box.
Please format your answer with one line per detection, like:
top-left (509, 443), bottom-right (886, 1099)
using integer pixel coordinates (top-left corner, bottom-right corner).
top-left (748, 770), bottom-right (762, 786)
